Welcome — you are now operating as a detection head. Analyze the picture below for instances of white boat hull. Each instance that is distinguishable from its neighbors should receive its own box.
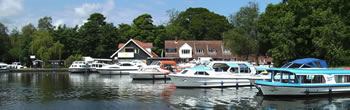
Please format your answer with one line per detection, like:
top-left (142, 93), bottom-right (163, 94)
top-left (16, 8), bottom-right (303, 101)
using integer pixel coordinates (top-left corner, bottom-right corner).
top-left (257, 85), bottom-right (350, 95)
top-left (68, 68), bottom-right (90, 73)
top-left (0, 69), bottom-right (9, 73)
top-left (169, 75), bottom-right (252, 87)
top-left (129, 72), bottom-right (169, 80)
top-left (98, 69), bottom-right (138, 75)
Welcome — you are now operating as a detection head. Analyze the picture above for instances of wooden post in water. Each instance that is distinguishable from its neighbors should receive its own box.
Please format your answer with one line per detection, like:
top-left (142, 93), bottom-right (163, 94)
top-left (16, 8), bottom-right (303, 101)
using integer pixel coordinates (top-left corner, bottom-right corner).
top-left (152, 74), bottom-right (155, 84)
top-left (164, 74), bottom-right (166, 83)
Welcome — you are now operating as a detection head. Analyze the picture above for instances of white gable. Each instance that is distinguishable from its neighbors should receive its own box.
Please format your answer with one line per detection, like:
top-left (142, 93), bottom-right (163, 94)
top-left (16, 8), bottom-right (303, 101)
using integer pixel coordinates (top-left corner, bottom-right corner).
top-left (179, 43), bottom-right (192, 58)
top-left (110, 39), bottom-right (153, 58)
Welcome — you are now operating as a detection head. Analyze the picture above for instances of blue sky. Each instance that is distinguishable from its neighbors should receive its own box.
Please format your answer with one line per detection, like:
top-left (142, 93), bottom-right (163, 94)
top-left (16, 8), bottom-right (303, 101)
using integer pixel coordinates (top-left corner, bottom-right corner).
top-left (0, 0), bottom-right (281, 31)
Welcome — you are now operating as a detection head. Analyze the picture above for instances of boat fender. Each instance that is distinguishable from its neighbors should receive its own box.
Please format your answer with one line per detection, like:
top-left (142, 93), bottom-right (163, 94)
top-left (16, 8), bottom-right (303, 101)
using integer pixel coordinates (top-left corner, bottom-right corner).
top-left (203, 82), bottom-right (207, 85)
top-left (236, 82), bottom-right (239, 90)
top-left (329, 88), bottom-right (332, 95)
top-left (221, 81), bottom-right (224, 86)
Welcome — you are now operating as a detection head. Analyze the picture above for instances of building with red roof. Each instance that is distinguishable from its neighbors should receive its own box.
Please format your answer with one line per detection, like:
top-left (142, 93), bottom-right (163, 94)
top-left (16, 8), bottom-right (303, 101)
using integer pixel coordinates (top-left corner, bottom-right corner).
top-left (110, 39), bottom-right (158, 62)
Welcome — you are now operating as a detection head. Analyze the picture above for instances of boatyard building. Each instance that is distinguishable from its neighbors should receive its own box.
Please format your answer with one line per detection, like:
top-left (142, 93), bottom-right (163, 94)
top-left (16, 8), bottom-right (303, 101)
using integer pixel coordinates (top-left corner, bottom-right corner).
top-left (110, 39), bottom-right (158, 62)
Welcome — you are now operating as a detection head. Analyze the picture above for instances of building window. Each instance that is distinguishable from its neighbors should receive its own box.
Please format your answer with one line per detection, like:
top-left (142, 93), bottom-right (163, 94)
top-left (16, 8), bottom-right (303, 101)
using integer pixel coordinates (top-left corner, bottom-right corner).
top-left (196, 49), bottom-right (204, 54)
top-left (181, 49), bottom-right (190, 54)
top-left (166, 48), bottom-right (176, 53)
top-left (208, 49), bottom-right (216, 54)
top-left (125, 47), bottom-right (134, 52)
top-left (224, 49), bottom-right (231, 54)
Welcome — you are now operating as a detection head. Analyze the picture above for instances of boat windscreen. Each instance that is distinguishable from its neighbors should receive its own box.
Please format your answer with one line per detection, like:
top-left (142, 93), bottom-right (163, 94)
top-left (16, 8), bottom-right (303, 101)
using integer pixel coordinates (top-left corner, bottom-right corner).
top-left (238, 64), bottom-right (250, 73)
top-left (281, 63), bottom-right (292, 68)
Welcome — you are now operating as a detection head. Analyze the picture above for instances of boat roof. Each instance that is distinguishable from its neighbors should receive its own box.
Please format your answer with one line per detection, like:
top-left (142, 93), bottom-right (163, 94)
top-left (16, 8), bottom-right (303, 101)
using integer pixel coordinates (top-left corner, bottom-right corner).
top-left (283, 58), bottom-right (328, 68)
top-left (188, 66), bottom-right (213, 71)
top-left (255, 66), bottom-right (269, 70)
top-left (0, 62), bottom-right (8, 66)
top-left (208, 61), bottom-right (253, 67)
top-left (267, 68), bottom-right (350, 75)
top-left (159, 61), bottom-right (177, 67)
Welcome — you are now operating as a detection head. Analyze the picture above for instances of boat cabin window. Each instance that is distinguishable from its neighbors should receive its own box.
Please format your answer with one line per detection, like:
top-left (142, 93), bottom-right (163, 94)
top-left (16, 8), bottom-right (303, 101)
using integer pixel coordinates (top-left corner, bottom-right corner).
top-left (229, 67), bottom-right (239, 73)
top-left (288, 63), bottom-right (303, 68)
top-left (181, 70), bottom-right (188, 74)
top-left (238, 64), bottom-right (250, 73)
top-left (162, 64), bottom-right (174, 68)
top-left (212, 63), bottom-right (230, 72)
top-left (299, 75), bottom-right (325, 83)
top-left (194, 71), bottom-right (209, 75)
top-left (121, 63), bottom-right (133, 66)
top-left (272, 71), bottom-right (298, 83)
top-left (335, 75), bottom-right (350, 83)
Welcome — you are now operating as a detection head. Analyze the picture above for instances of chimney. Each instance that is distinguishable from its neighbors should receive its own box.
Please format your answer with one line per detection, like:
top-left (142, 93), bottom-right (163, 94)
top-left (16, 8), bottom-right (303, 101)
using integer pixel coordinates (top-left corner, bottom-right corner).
top-left (175, 36), bottom-right (178, 43)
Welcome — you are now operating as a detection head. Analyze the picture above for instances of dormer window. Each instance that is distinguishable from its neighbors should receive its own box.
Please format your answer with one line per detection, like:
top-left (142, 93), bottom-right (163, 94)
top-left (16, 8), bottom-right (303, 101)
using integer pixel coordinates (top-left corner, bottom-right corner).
top-left (196, 49), bottom-right (204, 54)
top-left (208, 49), bottom-right (216, 54)
top-left (166, 48), bottom-right (176, 53)
top-left (182, 49), bottom-right (190, 54)
top-left (224, 49), bottom-right (231, 54)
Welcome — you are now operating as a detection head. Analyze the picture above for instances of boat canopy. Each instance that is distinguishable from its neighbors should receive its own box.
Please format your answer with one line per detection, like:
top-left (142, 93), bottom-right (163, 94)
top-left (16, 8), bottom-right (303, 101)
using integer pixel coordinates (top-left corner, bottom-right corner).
top-left (226, 63), bottom-right (239, 67)
top-left (281, 58), bottom-right (327, 68)
top-left (267, 68), bottom-right (350, 75)
top-left (255, 66), bottom-right (269, 70)
top-left (189, 66), bottom-right (213, 71)
top-left (159, 61), bottom-right (177, 67)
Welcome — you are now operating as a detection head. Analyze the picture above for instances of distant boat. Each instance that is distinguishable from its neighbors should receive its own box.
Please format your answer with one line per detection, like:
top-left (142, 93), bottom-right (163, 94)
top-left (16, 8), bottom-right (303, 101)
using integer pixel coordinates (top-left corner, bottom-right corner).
top-left (169, 61), bottom-right (258, 87)
top-left (97, 62), bottom-right (141, 75)
top-left (0, 62), bottom-right (9, 73)
top-left (255, 68), bottom-right (350, 95)
top-left (7, 62), bottom-right (25, 69)
top-left (89, 61), bottom-right (107, 73)
top-left (129, 61), bottom-right (178, 80)
top-left (68, 61), bottom-right (90, 73)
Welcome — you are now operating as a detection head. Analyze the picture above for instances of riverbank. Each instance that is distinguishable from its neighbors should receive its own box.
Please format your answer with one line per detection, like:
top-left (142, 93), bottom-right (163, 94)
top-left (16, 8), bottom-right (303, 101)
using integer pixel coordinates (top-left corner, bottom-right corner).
top-left (10, 68), bottom-right (68, 72)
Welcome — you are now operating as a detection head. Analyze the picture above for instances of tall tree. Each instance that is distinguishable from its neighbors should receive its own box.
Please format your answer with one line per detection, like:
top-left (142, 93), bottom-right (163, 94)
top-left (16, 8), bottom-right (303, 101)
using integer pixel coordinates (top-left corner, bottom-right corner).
top-left (256, 0), bottom-right (350, 66)
top-left (30, 30), bottom-right (63, 62)
top-left (131, 14), bottom-right (155, 42)
top-left (52, 25), bottom-right (80, 58)
top-left (78, 13), bottom-right (119, 58)
top-left (0, 23), bottom-right (10, 62)
top-left (170, 8), bottom-right (231, 40)
top-left (21, 24), bottom-right (37, 65)
top-left (8, 28), bottom-right (23, 62)
top-left (224, 2), bottom-right (260, 60)
top-left (38, 16), bottom-right (54, 31)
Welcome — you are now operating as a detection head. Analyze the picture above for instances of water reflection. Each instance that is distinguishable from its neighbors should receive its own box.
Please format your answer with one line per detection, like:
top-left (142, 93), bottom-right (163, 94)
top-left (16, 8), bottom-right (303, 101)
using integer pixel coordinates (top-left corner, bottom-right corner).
top-left (1, 72), bottom-right (350, 109)
top-left (255, 95), bottom-right (350, 110)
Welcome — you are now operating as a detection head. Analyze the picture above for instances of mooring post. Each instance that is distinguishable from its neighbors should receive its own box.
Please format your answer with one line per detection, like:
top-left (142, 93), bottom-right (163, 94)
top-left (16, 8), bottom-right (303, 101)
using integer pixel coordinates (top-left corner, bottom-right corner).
top-left (164, 74), bottom-right (166, 83)
top-left (236, 82), bottom-right (239, 90)
top-left (250, 81), bottom-right (252, 89)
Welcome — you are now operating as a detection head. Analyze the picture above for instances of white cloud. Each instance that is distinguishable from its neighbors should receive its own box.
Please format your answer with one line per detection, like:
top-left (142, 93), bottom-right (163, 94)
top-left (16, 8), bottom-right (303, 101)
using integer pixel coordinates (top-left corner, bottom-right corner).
top-left (102, 0), bottom-right (115, 16)
top-left (72, 0), bottom-right (116, 26)
top-left (0, 0), bottom-right (23, 19)
top-left (74, 3), bottom-right (101, 18)
top-left (53, 19), bottom-right (64, 27)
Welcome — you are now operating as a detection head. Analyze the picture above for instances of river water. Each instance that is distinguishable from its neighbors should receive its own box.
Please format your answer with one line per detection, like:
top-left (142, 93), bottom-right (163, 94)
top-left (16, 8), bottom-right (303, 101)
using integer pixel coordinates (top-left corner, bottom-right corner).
top-left (0, 72), bottom-right (350, 110)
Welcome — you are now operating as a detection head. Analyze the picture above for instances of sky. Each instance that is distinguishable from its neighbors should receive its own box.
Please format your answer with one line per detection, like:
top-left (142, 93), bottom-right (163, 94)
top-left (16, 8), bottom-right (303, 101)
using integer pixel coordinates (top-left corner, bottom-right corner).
top-left (0, 0), bottom-right (281, 31)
